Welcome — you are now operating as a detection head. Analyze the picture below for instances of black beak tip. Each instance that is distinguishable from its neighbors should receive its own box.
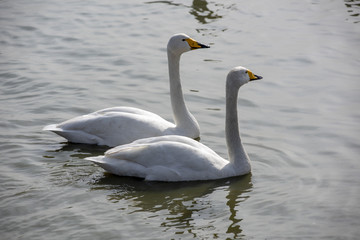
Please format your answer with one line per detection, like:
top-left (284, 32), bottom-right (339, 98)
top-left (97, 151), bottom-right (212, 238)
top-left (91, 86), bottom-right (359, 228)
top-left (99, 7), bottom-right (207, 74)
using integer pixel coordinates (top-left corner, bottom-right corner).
top-left (250, 75), bottom-right (263, 81)
top-left (199, 43), bottom-right (210, 48)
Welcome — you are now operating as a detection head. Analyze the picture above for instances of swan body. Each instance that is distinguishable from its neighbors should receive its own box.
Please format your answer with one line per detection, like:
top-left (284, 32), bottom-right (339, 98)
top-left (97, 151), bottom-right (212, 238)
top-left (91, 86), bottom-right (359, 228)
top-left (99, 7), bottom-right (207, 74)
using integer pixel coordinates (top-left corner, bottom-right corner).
top-left (43, 33), bottom-right (209, 147)
top-left (87, 66), bottom-right (263, 181)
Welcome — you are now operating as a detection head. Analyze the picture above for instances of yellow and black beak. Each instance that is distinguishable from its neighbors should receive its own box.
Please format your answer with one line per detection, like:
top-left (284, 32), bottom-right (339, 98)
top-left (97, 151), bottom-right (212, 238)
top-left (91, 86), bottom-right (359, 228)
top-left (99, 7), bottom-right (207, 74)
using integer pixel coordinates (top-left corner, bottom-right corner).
top-left (185, 38), bottom-right (210, 50)
top-left (247, 70), bottom-right (263, 81)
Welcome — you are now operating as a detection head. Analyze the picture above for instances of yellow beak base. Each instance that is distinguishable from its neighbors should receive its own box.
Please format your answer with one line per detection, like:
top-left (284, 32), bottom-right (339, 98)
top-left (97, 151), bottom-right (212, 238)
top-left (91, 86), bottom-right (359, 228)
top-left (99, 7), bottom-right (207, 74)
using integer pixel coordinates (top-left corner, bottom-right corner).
top-left (248, 70), bottom-right (263, 81)
top-left (185, 38), bottom-right (210, 50)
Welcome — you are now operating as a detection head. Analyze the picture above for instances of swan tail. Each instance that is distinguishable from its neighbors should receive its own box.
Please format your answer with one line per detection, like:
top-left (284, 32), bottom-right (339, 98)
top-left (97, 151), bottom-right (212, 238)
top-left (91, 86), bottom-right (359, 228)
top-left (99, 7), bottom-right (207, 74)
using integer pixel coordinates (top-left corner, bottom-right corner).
top-left (86, 156), bottom-right (105, 164)
top-left (43, 124), bottom-right (105, 145)
top-left (86, 156), bottom-right (148, 179)
top-left (43, 124), bottom-right (62, 132)
top-left (87, 156), bottom-right (187, 181)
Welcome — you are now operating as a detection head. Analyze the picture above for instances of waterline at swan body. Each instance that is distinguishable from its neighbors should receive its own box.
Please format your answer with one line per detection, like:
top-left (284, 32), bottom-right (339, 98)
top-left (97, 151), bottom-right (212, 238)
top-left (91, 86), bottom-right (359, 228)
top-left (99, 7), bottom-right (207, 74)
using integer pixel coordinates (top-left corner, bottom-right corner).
top-left (86, 66), bottom-right (263, 181)
top-left (43, 33), bottom-right (209, 147)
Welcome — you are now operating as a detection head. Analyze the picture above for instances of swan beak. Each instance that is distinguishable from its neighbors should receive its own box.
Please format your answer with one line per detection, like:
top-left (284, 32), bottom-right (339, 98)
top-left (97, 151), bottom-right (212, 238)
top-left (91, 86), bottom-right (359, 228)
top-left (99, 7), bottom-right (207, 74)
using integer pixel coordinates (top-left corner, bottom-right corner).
top-left (248, 70), bottom-right (263, 81)
top-left (185, 38), bottom-right (210, 50)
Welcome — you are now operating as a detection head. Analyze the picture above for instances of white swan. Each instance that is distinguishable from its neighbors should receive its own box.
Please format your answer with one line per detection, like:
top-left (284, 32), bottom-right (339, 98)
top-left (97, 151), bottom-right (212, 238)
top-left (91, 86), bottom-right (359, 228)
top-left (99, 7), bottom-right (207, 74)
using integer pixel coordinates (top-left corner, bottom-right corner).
top-left (86, 66), bottom-right (263, 181)
top-left (43, 33), bottom-right (209, 147)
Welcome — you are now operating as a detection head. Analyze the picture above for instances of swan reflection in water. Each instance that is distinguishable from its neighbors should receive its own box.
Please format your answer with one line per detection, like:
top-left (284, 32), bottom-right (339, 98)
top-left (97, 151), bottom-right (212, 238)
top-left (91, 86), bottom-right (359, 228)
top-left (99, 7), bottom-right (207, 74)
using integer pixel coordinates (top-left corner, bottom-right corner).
top-left (90, 173), bottom-right (253, 239)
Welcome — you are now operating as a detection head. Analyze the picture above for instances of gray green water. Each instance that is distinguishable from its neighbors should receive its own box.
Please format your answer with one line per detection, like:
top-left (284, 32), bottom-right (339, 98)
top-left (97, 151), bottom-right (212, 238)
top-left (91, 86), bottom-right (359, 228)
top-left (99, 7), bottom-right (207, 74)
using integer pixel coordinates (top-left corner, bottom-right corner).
top-left (1, 0), bottom-right (360, 239)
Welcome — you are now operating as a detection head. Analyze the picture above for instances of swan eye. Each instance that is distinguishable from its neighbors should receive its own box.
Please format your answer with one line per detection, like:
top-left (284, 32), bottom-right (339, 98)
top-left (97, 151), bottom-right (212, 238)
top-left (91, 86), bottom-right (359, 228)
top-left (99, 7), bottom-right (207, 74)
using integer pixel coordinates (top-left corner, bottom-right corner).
top-left (182, 39), bottom-right (186, 41)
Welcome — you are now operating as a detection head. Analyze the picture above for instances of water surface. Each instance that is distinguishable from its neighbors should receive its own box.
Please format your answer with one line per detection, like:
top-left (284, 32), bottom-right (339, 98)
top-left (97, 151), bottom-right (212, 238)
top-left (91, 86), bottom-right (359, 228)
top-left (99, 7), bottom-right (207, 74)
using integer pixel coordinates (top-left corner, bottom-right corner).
top-left (1, 0), bottom-right (359, 239)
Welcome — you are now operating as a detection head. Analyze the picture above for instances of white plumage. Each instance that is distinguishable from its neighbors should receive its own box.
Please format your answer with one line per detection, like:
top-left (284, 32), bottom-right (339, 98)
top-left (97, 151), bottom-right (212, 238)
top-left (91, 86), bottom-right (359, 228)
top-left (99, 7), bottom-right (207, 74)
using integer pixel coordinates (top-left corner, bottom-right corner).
top-left (43, 33), bottom-right (209, 147)
top-left (87, 66), bottom-right (263, 181)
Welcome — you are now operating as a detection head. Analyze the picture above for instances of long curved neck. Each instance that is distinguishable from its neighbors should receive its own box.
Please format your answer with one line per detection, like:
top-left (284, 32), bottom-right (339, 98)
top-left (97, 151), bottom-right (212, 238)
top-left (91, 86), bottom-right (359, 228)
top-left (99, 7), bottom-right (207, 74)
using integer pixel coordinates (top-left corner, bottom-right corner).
top-left (167, 50), bottom-right (200, 137)
top-left (225, 82), bottom-right (251, 172)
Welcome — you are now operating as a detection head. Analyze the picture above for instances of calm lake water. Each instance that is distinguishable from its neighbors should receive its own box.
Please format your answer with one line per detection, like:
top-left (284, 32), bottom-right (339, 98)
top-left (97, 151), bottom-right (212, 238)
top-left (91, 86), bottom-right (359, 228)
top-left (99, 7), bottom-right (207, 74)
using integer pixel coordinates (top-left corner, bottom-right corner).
top-left (1, 0), bottom-right (360, 239)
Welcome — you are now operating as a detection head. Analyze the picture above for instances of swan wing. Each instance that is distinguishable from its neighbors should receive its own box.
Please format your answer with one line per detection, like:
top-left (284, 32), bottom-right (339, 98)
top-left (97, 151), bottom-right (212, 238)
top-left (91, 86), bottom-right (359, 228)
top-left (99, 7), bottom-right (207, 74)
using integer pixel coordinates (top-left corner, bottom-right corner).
top-left (87, 136), bottom-right (229, 181)
top-left (94, 106), bottom-right (163, 118)
top-left (44, 107), bottom-right (175, 146)
top-left (119, 135), bottom-right (219, 157)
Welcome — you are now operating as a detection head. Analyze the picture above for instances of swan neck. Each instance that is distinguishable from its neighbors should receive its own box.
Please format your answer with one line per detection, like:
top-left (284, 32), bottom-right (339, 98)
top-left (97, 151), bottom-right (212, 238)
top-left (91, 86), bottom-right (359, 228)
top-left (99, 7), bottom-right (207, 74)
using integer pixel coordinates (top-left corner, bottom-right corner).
top-left (167, 51), bottom-right (199, 137)
top-left (225, 83), bottom-right (251, 170)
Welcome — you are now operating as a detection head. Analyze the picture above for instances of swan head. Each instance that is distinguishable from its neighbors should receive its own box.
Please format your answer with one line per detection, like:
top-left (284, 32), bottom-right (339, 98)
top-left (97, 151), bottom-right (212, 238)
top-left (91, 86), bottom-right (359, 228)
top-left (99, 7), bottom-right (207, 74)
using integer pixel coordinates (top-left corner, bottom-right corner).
top-left (226, 66), bottom-right (263, 89)
top-left (167, 33), bottom-right (210, 55)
